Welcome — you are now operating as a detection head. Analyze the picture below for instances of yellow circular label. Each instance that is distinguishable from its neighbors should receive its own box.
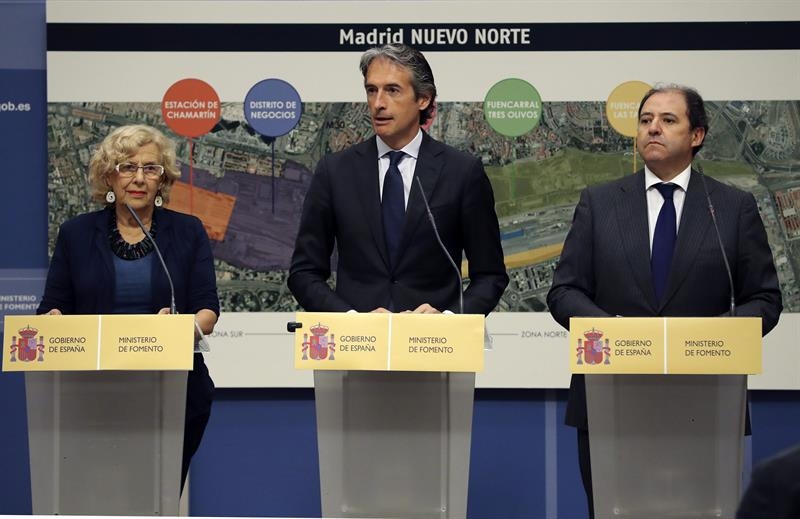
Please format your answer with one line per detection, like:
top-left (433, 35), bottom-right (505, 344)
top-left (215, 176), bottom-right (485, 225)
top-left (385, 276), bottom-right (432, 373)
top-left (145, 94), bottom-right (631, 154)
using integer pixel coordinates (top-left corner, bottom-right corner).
top-left (606, 81), bottom-right (652, 138)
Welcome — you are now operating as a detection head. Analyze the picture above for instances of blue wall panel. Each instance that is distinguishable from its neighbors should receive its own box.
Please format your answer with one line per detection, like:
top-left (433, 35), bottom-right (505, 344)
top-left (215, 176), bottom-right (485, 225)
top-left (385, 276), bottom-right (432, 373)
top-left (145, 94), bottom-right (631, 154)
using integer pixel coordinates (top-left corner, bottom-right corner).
top-left (0, 372), bottom-right (32, 514)
top-left (0, 2), bottom-right (46, 514)
top-left (750, 391), bottom-right (800, 464)
top-left (190, 388), bottom-right (321, 517)
top-left (468, 390), bottom-right (548, 518)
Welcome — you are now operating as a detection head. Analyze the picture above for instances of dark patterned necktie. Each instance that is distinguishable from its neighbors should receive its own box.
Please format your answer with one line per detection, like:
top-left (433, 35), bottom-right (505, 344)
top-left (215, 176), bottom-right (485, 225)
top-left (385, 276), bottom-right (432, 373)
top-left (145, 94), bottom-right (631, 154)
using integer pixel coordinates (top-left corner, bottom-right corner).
top-left (382, 151), bottom-right (406, 266)
top-left (651, 183), bottom-right (677, 302)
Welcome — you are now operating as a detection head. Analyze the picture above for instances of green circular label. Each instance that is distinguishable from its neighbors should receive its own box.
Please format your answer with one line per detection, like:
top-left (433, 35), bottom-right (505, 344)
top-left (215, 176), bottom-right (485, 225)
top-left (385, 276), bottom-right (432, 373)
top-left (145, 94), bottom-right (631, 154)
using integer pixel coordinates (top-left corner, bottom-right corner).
top-left (484, 78), bottom-right (542, 137)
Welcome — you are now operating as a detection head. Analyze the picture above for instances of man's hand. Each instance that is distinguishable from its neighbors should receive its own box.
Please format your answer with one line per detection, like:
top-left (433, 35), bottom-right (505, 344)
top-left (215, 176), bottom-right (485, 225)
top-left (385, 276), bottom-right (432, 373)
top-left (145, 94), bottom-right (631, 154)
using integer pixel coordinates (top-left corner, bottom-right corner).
top-left (371, 304), bottom-right (441, 313)
top-left (407, 303), bottom-right (441, 314)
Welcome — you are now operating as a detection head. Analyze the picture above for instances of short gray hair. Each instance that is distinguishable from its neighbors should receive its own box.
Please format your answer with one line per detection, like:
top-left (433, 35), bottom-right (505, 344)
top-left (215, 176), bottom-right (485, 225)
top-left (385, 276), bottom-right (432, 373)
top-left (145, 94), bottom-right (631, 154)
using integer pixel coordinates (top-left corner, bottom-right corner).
top-left (88, 124), bottom-right (180, 204)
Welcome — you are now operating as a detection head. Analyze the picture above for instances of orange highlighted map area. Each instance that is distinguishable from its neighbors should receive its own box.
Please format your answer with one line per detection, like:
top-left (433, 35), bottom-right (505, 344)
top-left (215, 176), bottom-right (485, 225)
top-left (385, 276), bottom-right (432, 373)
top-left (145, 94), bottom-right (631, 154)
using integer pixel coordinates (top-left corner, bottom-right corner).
top-left (167, 181), bottom-right (236, 241)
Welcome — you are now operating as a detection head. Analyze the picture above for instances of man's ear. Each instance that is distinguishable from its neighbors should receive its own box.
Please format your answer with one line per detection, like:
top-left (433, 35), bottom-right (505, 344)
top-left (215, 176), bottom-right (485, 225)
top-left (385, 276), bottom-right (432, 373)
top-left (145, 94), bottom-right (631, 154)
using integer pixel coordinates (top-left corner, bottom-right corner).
top-left (417, 95), bottom-right (432, 111)
top-left (691, 127), bottom-right (706, 148)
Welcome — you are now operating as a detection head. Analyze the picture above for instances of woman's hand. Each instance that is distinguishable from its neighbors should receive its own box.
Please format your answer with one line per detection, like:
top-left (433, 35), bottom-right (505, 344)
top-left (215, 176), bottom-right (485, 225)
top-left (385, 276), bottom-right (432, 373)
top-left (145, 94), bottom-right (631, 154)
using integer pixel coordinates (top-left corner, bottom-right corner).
top-left (46, 308), bottom-right (63, 316)
top-left (194, 309), bottom-right (218, 335)
top-left (157, 307), bottom-right (216, 336)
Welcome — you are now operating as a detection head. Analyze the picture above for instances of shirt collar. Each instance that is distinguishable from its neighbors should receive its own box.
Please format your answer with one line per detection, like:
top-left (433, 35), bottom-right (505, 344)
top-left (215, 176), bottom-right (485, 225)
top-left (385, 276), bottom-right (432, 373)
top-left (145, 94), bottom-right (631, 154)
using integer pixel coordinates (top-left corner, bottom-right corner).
top-left (644, 164), bottom-right (692, 192)
top-left (376, 129), bottom-right (423, 160)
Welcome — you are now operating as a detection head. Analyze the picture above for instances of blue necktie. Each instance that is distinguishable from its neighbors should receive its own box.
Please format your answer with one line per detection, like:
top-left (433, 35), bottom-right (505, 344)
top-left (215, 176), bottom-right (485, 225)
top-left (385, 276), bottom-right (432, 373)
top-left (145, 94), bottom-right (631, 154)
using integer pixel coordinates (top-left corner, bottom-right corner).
top-left (651, 183), bottom-right (678, 302)
top-left (382, 151), bottom-right (406, 266)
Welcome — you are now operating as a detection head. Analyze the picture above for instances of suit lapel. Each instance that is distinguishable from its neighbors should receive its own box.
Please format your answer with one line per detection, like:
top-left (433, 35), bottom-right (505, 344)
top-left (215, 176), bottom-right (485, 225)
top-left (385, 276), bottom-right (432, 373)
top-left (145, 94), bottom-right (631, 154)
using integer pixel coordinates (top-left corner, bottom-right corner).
top-left (152, 209), bottom-right (174, 307)
top-left (153, 208), bottom-right (173, 264)
top-left (94, 209), bottom-right (115, 281)
top-left (397, 133), bottom-right (443, 262)
top-left (615, 171), bottom-right (658, 310)
top-left (659, 170), bottom-right (712, 309)
top-left (352, 140), bottom-right (391, 269)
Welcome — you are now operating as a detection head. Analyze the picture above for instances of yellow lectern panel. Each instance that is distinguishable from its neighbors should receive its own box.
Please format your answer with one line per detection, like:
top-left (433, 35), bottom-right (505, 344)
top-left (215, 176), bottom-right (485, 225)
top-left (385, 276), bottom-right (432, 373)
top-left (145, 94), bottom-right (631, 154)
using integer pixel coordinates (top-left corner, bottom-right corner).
top-left (4, 315), bottom-right (98, 371)
top-left (294, 312), bottom-right (390, 371)
top-left (390, 313), bottom-right (483, 372)
top-left (3, 314), bottom-right (194, 371)
top-left (100, 314), bottom-right (194, 370)
top-left (293, 312), bottom-right (484, 372)
top-left (570, 317), bottom-right (761, 374)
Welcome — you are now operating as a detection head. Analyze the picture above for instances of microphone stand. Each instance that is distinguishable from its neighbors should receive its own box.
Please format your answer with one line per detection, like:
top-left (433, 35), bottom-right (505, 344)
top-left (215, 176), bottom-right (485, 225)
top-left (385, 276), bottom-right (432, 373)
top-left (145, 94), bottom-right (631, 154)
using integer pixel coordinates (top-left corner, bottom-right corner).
top-left (696, 164), bottom-right (736, 316)
top-left (125, 203), bottom-right (177, 315)
top-left (414, 176), bottom-right (464, 314)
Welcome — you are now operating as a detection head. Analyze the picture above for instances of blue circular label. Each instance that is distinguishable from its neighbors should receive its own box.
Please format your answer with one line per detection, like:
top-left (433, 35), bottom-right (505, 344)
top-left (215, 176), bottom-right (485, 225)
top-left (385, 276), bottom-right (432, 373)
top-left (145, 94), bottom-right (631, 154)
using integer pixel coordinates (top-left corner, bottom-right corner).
top-left (244, 78), bottom-right (302, 137)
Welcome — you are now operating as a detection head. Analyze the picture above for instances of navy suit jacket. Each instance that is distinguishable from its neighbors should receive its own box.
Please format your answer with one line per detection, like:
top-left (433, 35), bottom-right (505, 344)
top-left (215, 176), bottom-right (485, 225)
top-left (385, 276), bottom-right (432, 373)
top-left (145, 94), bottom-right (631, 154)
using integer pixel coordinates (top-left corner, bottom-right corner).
top-left (38, 207), bottom-right (220, 419)
top-left (547, 169), bottom-right (782, 429)
top-left (289, 132), bottom-right (508, 315)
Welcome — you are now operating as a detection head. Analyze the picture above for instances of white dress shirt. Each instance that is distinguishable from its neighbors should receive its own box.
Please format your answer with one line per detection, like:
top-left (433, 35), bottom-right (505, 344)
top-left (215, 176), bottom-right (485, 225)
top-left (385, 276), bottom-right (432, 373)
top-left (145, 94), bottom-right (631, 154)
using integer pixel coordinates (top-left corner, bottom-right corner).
top-left (376, 130), bottom-right (422, 208)
top-left (645, 165), bottom-right (691, 254)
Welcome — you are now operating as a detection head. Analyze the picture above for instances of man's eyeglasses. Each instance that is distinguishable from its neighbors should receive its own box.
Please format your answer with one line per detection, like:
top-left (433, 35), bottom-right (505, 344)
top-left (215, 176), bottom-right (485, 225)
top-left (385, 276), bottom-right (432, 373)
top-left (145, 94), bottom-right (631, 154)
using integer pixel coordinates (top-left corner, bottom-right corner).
top-left (115, 163), bottom-right (165, 178)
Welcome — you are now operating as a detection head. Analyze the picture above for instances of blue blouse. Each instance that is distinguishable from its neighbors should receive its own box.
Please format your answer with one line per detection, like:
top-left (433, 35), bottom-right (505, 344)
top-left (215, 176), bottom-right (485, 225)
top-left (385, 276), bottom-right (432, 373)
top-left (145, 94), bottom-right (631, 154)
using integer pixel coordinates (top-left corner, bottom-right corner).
top-left (112, 253), bottom-right (153, 314)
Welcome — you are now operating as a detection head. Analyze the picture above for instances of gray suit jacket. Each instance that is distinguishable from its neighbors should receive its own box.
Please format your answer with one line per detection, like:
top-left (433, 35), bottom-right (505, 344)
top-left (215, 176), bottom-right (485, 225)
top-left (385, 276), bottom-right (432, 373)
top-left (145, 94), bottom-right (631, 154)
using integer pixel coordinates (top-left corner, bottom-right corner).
top-left (289, 132), bottom-right (508, 315)
top-left (547, 169), bottom-right (782, 428)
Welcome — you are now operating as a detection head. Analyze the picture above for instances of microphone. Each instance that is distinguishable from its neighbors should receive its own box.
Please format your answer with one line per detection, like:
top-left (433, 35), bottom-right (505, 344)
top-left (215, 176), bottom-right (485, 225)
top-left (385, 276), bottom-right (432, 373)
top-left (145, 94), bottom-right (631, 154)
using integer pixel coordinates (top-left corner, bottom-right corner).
top-left (414, 176), bottom-right (464, 314)
top-left (125, 203), bottom-right (177, 314)
top-left (287, 321), bottom-right (303, 332)
top-left (696, 164), bottom-right (736, 316)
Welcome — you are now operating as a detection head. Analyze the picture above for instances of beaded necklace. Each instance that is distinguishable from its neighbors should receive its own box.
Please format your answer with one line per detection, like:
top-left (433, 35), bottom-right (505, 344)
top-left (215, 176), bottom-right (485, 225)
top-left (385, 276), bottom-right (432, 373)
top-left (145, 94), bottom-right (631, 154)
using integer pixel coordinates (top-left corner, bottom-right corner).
top-left (108, 207), bottom-right (157, 260)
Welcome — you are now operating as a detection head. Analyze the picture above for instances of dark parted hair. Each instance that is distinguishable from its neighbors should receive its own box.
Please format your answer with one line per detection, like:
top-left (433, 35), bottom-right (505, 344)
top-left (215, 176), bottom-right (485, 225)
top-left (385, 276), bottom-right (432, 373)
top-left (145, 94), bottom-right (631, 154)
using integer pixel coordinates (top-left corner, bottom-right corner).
top-left (638, 83), bottom-right (709, 156)
top-left (359, 44), bottom-right (437, 125)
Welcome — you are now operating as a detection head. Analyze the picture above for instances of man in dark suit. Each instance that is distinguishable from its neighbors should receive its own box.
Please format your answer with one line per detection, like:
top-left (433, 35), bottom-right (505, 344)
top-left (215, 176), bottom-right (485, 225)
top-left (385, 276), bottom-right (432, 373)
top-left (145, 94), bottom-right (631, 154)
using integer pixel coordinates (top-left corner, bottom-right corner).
top-left (289, 44), bottom-right (508, 314)
top-left (547, 84), bottom-right (782, 518)
top-left (737, 443), bottom-right (800, 519)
